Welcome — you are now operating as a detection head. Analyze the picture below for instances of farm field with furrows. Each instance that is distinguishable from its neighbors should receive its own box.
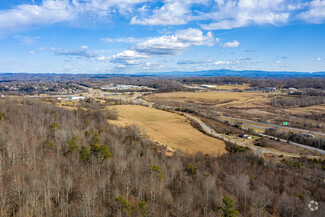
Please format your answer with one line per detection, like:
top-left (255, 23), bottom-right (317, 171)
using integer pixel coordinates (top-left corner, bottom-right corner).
top-left (109, 105), bottom-right (226, 155)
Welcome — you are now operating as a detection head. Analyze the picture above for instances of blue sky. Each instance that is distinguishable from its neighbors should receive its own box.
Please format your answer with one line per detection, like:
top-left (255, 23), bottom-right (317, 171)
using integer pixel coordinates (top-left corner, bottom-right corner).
top-left (0, 0), bottom-right (324, 74)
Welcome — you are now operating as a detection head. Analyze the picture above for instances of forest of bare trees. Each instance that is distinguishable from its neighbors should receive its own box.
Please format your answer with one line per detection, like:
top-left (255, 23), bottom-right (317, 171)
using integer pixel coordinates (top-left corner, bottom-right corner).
top-left (265, 128), bottom-right (325, 150)
top-left (78, 77), bottom-right (188, 93)
top-left (180, 77), bottom-right (325, 90)
top-left (0, 98), bottom-right (324, 216)
top-left (271, 96), bottom-right (325, 108)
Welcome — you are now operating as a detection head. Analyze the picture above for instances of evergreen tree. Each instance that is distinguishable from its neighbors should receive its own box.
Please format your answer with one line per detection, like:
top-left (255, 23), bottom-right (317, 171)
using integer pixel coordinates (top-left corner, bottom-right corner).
top-left (114, 196), bottom-right (132, 216)
top-left (185, 163), bottom-right (197, 176)
top-left (136, 201), bottom-right (148, 217)
top-left (66, 134), bottom-right (79, 154)
top-left (150, 165), bottom-right (162, 180)
top-left (221, 196), bottom-right (239, 217)
top-left (79, 145), bottom-right (90, 162)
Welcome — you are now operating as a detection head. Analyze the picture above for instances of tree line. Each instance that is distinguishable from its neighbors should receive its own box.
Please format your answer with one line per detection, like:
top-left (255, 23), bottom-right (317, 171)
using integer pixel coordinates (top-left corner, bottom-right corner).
top-left (271, 96), bottom-right (325, 108)
top-left (265, 128), bottom-right (325, 150)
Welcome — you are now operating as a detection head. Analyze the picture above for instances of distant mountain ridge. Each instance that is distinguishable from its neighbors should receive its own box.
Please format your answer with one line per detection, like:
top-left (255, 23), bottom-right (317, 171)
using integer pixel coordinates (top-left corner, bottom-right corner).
top-left (0, 69), bottom-right (324, 81)
top-left (136, 69), bottom-right (325, 77)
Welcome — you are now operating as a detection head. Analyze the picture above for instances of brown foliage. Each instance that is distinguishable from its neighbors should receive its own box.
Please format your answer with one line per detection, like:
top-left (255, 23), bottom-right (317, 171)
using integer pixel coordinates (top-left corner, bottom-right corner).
top-left (0, 98), bottom-right (324, 216)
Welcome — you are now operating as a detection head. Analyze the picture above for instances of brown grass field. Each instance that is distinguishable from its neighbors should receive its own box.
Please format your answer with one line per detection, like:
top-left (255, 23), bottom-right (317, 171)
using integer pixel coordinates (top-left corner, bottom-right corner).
top-left (212, 84), bottom-right (250, 90)
top-left (145, 91), bottom-right (269, 106)
top-left (284, 104), bottom-right (325, 115)
top-left (109, 105), bottom-right (226, 155)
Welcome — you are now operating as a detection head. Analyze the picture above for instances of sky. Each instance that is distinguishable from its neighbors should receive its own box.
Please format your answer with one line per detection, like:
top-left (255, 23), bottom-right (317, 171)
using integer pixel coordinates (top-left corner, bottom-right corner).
top-left (0, 0), bottom-right (325, 74)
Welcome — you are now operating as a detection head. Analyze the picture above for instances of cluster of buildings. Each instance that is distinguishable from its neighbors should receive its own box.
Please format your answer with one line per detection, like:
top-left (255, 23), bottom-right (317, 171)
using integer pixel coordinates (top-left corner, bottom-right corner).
top-left (101, 84), bottom-right (145, 91)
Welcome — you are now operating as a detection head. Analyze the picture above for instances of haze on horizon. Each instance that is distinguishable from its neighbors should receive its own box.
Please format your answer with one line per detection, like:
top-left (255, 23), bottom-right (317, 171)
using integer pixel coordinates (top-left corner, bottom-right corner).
top-left (0, 0), bottom-right (325, 74)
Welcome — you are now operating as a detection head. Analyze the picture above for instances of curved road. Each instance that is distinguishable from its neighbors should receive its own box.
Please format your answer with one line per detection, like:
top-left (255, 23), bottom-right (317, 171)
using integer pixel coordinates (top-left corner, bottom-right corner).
top-left (219, 115), bottom-right (325, 137)
top-left (183, 114), bottom-right (302, 158)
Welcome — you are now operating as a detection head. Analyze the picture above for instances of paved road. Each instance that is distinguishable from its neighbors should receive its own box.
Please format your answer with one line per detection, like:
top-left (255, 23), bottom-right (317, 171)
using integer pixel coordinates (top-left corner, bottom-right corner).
top-left (183, 113), bottom-right (301, 158)
top-left (259, 133), bottom-right (325, 155)
top-left (219, 115), bottom-right (325, 137)
top-left (139, 101), bottom-right (325, 157)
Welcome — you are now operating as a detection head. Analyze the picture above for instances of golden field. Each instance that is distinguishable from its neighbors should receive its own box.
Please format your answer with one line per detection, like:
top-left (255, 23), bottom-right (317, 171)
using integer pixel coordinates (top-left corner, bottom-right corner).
top-left (145, 91), bottom-right (269, 106)
top-left (212, 84), bottom-right (250, 90)
top-left (109, 105), bottom-right (226, 155)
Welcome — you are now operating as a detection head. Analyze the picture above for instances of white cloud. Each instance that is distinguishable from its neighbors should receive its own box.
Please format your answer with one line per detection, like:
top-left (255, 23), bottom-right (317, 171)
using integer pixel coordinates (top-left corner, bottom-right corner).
top-left (16, 36), bottom-right (41, 45)
top-left (110, 28), bottom-right (216, 67)
top-left (0, 0), bottom-right (76, 31)
top-left (237, 57), bottom-right (251, 60)
top-left (0, 0), bottom-right (150, 32)
top-left (177, 59), bottom-right (213, 65)
top-left (134, 28), bottom-right (216, 56)
top-left (2, 0), bottom-right (325, 33)
top-left (214, 60), bottom-right (240, 65)
top-left (29, 50), bottom-right (35, 55)
top-left (176, 28), bottom-right (216, 46)
top-left (130, 1), bottom-right (190, 25)
top-left (102, 37), bottom-right (144, 43)
top-left (49, 45), bottom-right (108, 61)
top-left (274, 56), bottom-right (287, 62)
top-left (110, 50), bottom-right (149, 65)
top-left (298, 0), bottom-right (325, 23)
top-left (82, 0), bottom-right (149, 12)
top-left (202, 0), bottom-right (290, 30)
top-left (223, 40), bottom-right (240, 48)
top-left (135, 35), bottom-right (189, 55)
top-left (55, 46), bottom-right (97, 58)
top-left (90, 55), bottom-right (107, 61)
top-left (316, 57), bottom-right (322, 61)
top-left (96, 56), bottom-right (106, 61)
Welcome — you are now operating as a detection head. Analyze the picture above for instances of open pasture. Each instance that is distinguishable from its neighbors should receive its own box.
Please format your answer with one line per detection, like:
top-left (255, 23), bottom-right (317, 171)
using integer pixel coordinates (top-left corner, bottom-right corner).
top-left (145, 91), bottom-right (269, 106)
top-left (109, 105), bottom-right (226, 155)
top-left (212, 84), bottom-right (251, 90)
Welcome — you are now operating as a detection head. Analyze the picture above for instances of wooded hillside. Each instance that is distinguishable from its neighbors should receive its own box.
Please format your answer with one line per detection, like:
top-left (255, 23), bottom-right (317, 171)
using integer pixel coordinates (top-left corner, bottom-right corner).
top-left (0, 99), bottom-right (324, 216)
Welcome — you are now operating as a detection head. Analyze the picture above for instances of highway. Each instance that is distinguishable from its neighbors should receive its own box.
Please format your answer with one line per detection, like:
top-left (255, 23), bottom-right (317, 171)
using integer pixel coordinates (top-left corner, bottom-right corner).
top-left (183, 114), bottom-right (301, 158)
top-left (259, 133), bottom-right (325, 155)
top-left (138, 97), bottom-right (325, 156)
top-left (218, 115), bottom-right (325, 137)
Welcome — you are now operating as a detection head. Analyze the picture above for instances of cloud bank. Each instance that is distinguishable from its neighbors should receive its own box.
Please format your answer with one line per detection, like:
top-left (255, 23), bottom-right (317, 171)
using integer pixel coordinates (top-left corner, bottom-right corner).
top-left (1, 0), bottom-right (325, 32)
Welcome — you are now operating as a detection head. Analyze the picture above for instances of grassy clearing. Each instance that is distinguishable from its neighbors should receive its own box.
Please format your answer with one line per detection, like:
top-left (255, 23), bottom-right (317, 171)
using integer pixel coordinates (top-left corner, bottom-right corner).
top-left (284, 104), bottom-right (325, 116)
top-left (109, 105), bottom-right (226, 155)
top-left (146, 91), bottom-right (269, 106)
top-left (212, 84), bottom-right (251, 90)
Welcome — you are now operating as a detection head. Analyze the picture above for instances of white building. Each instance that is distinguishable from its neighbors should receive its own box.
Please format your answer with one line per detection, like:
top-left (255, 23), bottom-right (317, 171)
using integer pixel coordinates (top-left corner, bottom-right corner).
top-left (68, 96), bottom-right (85, 101)
top-left (200, 84), bottom-right (217, 88)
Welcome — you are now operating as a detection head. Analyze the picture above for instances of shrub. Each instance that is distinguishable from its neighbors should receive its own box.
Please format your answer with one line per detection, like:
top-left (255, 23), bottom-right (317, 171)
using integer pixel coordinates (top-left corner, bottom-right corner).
top-left (150, 165), bottom-right (162, 180)
top-left (185, 163), bottom-right (197, 176)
